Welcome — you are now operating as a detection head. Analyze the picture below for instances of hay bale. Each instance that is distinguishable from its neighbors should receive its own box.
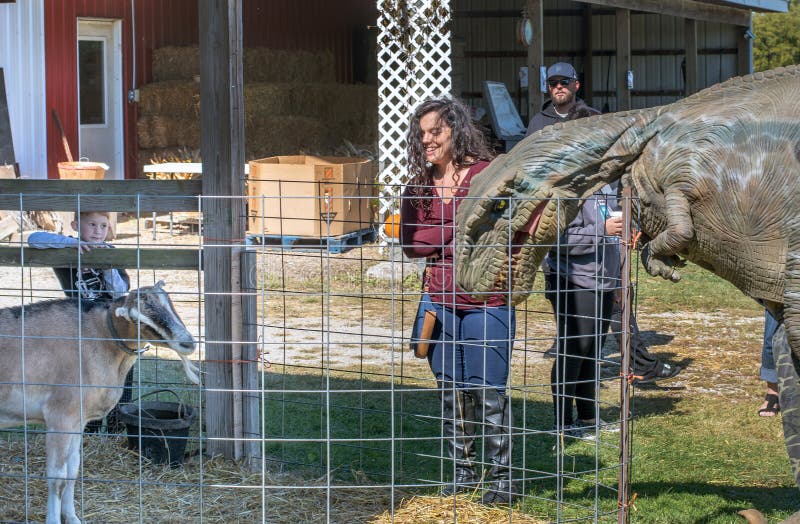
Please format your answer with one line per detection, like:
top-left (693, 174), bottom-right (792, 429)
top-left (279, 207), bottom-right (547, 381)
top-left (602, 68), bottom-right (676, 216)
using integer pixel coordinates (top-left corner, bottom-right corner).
top-left (246, 116), bottom-right (331, 159)
top-left (151, 46), bottom-right (335, 84)
top-left (243, 83), bottom-right (294, 119)
top-left (289, 83), bottom-right (376, 121)
top-left (244, 48), bottom-right (336, 83)
top-left (139, 81), bottom-right (200, 117)
top-left (152, 46), bottom-right (199, 82)
top-left (137, 115), bottom-right (199, 149)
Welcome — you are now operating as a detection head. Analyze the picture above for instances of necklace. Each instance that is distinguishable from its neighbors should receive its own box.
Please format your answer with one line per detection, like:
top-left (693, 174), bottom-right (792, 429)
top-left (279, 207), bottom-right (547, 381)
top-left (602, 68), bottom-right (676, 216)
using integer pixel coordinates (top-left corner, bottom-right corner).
top-left (553, 105), bottom-right (569, 118)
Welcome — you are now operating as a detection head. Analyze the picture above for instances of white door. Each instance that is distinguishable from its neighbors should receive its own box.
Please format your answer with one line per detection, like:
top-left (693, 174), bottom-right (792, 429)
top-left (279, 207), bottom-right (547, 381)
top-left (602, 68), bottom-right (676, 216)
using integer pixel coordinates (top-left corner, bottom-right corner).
top-left (77, 19), bottom-right (123, 180)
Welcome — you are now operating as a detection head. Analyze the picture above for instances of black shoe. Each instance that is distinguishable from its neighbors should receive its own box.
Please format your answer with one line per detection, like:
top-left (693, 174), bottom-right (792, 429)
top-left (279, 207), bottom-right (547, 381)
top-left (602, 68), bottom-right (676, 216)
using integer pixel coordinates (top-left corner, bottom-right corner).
top-left (634, 362), bottom-right (681, 384)
top-left (576, 417), bottom-right (621, 434)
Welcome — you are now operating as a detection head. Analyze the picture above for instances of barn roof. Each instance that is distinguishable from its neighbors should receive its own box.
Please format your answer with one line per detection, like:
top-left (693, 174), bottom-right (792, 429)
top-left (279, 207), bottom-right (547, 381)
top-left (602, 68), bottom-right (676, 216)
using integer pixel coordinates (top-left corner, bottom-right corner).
top-left (702, 0), bottom-right (789, 12)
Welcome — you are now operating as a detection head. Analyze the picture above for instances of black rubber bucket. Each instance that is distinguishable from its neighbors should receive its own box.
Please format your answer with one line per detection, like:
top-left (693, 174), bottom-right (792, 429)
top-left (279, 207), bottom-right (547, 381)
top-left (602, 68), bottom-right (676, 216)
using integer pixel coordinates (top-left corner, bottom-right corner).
top-left (119, 390), bottom-right (196, 467)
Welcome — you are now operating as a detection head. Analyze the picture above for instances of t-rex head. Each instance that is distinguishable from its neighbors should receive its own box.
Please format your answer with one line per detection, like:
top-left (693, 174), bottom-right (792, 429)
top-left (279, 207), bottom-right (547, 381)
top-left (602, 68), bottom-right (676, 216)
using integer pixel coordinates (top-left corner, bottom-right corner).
top-left (454, 108), bottom-right (657, 303)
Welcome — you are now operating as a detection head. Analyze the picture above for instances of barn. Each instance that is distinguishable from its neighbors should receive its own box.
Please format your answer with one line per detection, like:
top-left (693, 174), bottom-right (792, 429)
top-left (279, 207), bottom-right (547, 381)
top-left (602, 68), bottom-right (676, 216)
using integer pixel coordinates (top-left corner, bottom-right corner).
top-left (0, 1), bottom-right (794, 522)
top-left (0, 0), bottom-right (790, 182)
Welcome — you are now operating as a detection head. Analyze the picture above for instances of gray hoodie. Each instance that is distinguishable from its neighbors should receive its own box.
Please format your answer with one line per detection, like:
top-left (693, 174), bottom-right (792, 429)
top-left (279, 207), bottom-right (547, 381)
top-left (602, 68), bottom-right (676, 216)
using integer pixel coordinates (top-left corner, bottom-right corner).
top-left (544, 184), bottom-right (621, 290)
top-left (525, 98), bottom-right (601, 136)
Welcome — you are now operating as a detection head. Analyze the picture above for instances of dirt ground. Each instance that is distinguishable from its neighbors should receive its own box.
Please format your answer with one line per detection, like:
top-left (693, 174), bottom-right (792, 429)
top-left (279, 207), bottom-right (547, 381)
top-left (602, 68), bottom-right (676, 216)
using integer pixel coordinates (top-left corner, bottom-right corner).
top-left (1, 212), bottom-right (766, 392)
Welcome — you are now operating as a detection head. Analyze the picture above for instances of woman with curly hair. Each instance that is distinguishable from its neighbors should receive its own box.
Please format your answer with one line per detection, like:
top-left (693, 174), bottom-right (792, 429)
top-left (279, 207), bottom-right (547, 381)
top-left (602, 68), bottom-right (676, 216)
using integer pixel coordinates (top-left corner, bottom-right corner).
top-left (400, 97), bottom-right (516, 505)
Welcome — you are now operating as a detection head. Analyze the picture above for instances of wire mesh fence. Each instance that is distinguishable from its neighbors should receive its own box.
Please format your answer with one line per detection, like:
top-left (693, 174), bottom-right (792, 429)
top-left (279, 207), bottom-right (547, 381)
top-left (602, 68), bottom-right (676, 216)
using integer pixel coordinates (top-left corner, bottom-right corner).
top-left (0, 187), bottom-right (637, 523)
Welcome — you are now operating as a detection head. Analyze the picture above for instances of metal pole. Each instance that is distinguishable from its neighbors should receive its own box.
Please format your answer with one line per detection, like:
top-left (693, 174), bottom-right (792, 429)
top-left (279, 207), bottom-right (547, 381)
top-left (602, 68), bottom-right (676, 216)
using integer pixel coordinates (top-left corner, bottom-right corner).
top-left (617, 186), bottom-right (633, 523)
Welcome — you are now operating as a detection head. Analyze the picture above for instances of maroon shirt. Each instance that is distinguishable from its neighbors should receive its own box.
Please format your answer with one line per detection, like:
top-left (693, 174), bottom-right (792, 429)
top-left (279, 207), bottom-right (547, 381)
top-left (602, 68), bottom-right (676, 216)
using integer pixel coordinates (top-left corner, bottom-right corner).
top-left (400, 161), bottom-right (505, 309)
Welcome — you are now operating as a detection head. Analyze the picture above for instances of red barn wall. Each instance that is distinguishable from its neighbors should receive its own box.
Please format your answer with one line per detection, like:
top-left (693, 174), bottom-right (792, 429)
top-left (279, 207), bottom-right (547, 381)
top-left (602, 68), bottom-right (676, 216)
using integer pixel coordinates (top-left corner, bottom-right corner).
top-left (44, 0), bottom-right (376, 179)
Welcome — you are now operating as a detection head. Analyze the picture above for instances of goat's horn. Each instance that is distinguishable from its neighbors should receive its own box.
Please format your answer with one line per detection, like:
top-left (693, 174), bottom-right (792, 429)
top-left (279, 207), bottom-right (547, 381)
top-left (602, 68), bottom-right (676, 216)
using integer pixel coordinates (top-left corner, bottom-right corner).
top-left (114, 306), bottom-right (131, 321)
top-left (155, 280), bottom-right (166, 288)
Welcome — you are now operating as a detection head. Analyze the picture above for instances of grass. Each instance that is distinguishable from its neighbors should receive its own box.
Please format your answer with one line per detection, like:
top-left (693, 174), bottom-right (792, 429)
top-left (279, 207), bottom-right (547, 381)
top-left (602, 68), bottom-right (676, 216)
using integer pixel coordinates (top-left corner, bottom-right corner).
top-left (254, 260), bottom-right (798, 522)
top-left (7, 255), bottom-right (786, 522)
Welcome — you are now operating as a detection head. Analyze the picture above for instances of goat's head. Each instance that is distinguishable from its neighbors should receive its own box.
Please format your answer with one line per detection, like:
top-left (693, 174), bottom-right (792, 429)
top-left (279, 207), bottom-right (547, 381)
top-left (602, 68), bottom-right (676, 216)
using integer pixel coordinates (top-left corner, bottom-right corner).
top-left (114, 280), bottom-right (195, 356)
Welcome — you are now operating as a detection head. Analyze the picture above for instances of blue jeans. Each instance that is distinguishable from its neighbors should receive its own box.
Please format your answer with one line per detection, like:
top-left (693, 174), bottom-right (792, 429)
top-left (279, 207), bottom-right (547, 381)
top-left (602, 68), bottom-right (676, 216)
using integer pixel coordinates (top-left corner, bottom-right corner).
top-left (411, 294), bottom-right (515, 395)
top-left (760, 309), bottom-right (779, 383)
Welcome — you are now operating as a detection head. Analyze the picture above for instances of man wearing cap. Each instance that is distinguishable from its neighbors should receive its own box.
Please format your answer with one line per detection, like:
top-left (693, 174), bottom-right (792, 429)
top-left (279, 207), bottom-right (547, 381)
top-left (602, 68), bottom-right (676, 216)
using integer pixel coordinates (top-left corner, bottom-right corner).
top-left (530, 62), bottom-right (683, 391)
top-left (525, 62), bottom-right (600, 136)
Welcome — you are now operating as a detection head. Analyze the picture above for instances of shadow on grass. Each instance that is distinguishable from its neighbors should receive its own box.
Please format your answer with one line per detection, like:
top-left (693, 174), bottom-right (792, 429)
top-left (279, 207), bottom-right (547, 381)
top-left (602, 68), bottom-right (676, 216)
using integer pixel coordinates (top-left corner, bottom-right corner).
top-left (629, 480), bottom-right (799, 523)
top-left (260, 371), bottom-right (618, 493)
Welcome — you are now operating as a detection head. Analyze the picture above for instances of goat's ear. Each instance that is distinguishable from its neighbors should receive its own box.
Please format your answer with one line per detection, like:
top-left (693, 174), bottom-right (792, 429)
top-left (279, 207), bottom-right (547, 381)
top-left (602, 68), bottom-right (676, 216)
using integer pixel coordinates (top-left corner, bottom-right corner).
top-left (114, 306), bottom-right (131, 321)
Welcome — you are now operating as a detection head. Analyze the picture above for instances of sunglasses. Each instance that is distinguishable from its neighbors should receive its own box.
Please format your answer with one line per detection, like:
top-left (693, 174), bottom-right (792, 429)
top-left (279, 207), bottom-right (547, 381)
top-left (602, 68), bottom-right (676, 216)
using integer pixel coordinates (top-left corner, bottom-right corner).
top-left (547, 78), bottom-right (573, 88)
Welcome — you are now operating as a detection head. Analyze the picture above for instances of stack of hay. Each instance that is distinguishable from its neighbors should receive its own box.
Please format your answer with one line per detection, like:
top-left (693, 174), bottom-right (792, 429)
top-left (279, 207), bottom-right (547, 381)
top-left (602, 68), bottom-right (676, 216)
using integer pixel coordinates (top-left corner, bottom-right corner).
top-left (137, 46), bottom-right (378, 175)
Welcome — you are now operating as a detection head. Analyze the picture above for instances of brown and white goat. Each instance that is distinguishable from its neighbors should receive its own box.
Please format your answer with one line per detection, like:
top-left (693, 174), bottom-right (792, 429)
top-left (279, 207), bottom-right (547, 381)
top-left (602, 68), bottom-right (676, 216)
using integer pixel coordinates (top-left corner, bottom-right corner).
top-left (0, 280), bottom-right (199, 524)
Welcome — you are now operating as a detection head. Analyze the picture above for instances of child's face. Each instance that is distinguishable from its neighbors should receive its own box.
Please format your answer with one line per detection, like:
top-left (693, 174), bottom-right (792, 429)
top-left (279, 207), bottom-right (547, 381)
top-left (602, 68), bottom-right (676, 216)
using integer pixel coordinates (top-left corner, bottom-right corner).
top-left (71, 213), bottom-right (111, 243)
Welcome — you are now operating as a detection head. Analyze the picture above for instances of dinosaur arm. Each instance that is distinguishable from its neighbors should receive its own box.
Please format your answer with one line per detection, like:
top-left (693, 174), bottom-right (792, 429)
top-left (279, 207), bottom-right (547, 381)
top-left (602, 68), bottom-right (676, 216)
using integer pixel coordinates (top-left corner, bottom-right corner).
top-left (641, 186), bottom-right (694, 282)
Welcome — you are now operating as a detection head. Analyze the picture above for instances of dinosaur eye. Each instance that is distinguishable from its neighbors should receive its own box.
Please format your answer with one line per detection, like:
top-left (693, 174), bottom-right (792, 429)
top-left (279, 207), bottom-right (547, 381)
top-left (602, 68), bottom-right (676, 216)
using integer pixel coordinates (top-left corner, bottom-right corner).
top-left (493, 199), bottom-right (508, 213)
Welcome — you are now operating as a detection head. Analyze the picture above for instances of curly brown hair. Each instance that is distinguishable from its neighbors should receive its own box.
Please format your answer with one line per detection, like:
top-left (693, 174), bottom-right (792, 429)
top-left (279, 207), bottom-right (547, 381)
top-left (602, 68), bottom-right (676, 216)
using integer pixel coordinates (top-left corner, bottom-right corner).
top-left (405, 98), bottom-right (493, 209)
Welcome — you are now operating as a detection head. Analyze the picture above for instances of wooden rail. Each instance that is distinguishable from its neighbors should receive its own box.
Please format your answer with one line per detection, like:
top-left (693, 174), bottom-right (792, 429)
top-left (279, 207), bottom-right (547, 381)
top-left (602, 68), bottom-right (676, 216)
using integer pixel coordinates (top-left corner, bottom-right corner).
top-left (0, 179), bottom-right (203, 269)
top-left (0, 247), bottom-right (201, 269)
top-left (0, 179), bottom-right (202, 212)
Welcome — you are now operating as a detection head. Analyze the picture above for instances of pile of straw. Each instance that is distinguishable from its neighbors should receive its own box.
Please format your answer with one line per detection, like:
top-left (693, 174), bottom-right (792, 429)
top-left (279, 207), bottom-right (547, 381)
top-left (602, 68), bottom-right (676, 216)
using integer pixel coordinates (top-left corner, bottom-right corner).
top-left (369, 495), bottom-right (547, 524)
top-left (0, 434), bottom-right (391, 523)
top-left (144, 147), bottom-right (201, 180)
top-left (138, 46), bottom-right (377, 173)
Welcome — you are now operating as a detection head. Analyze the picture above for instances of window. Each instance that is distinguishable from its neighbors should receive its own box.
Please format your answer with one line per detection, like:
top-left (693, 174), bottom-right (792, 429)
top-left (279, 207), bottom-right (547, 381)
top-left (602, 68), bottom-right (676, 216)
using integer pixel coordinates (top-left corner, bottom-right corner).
top-left (78, 40), bottom-right (105, 125)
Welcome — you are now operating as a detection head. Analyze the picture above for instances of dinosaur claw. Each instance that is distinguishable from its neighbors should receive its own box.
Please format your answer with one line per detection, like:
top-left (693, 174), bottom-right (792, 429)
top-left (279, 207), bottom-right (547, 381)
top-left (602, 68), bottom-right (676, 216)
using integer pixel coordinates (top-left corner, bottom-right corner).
top-left (738, 508), bottom-right (768, 524)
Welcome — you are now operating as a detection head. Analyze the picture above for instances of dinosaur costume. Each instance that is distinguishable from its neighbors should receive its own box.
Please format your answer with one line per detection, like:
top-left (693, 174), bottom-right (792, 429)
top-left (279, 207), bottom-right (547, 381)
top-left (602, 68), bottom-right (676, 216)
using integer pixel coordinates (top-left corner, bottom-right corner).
top-left (453, 65), bottom-right (800, 522)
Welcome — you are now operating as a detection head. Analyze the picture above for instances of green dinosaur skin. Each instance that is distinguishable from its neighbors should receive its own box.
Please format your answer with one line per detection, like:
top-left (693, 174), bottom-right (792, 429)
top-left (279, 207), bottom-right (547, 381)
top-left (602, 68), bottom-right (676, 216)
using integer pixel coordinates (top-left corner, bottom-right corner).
top-left (454, 66), bottom-right (800, 509)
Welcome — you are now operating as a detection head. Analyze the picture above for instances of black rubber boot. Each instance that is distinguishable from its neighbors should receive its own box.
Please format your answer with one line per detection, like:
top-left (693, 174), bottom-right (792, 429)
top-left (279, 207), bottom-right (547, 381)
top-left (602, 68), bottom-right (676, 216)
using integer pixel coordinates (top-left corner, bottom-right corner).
top-left (478, 388), bottom-right (514, 505)
top-left (440, 385), bottom-right (478, 496)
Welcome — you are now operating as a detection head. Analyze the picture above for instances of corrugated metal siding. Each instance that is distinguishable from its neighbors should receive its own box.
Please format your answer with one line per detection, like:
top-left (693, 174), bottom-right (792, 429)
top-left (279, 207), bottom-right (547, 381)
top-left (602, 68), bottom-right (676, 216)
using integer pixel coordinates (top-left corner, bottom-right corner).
top-left (452, 0), bottom-right (746, 120)
top-left (0, 0), bottom-right (46, 179)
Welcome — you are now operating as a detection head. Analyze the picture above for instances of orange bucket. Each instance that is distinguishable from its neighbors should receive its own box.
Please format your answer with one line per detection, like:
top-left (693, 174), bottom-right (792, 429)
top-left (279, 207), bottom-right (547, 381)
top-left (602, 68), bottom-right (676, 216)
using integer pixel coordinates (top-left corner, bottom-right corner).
top-left (57, 161), bottom-right (107, 180)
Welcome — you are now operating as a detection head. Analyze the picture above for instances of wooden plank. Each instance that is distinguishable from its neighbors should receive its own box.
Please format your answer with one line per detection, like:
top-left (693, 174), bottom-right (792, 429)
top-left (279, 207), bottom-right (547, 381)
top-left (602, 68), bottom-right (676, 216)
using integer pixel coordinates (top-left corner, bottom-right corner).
top-left (0, 68), bottom-right (15, 166)
top-left (584, 0), bottom-right (751, 26)
top-left (0, 179), bottom-right (202, 212)
top-left (240, 249), bottom-right (260, 462)
top-left (0, 247), bottom-right (201, 269)
top-left (526, 0), bottom-right (544, 119)
top-left (685, 18), bottom-right (698, 95)
top-left (738, 15), bottom-right (754, 75)
top-left (582, 4), bottom-right (594, 108)
top-left (200, 0), bottom-right (246, 460)
top-left (616, 8), bottom-right (632, 111)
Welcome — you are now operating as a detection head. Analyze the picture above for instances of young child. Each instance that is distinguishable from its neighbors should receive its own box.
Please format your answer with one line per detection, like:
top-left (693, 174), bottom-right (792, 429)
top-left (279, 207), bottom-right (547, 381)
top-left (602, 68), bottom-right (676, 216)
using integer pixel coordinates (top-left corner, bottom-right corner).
top-left (28, 211), bottom-right (129, 300)
top-left (28, 211), bottom-right (132, 432)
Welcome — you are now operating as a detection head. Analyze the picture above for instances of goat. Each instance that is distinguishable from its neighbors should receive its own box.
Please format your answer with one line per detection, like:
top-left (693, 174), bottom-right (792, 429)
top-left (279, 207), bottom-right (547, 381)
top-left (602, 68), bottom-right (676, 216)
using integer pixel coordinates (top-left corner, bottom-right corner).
top-left (0, 280), bottom-right (199, 524)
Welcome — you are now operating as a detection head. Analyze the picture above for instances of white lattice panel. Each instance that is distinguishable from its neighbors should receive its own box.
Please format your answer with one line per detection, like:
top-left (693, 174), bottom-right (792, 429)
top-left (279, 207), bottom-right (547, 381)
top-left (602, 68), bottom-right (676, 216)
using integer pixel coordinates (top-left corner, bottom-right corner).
top-left (376, 0), bottom-right (452, 241)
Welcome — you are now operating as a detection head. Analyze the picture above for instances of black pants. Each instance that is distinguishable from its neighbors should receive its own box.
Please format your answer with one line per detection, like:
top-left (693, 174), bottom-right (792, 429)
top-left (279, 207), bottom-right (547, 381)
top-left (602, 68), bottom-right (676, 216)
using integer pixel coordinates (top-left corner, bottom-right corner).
top-left (547, 275), bottom-right (614, 426)
top-left (606, 304), bottom-right (661, 372)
